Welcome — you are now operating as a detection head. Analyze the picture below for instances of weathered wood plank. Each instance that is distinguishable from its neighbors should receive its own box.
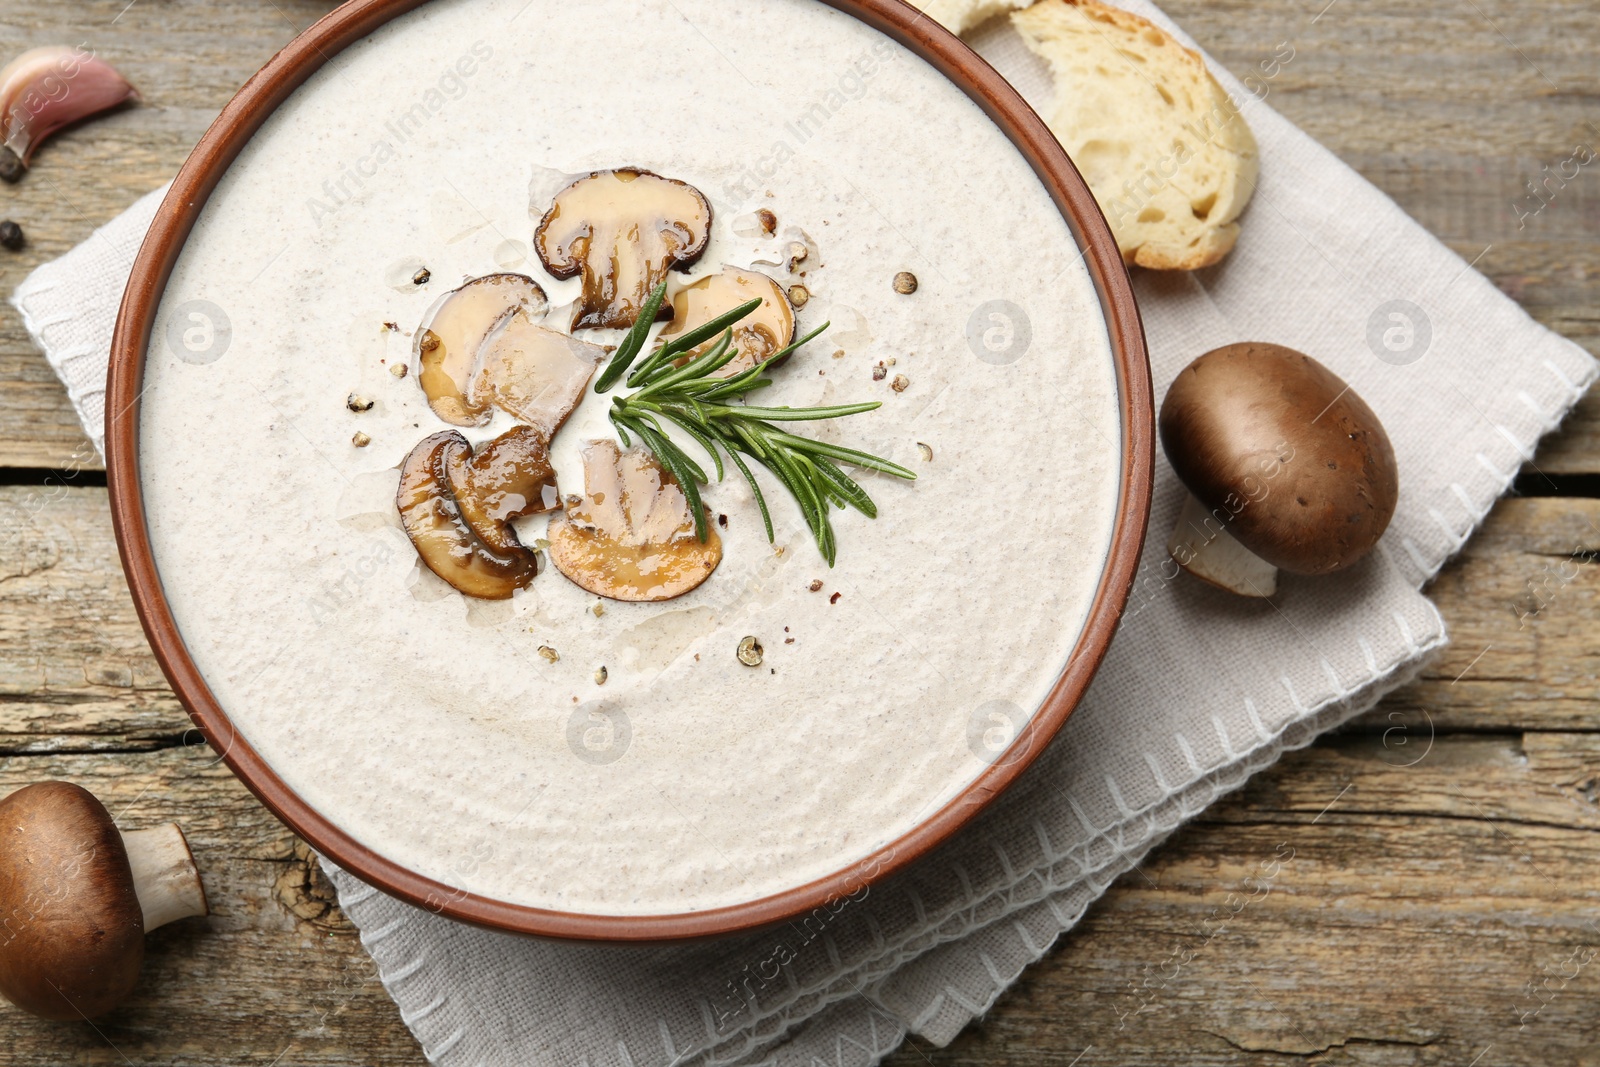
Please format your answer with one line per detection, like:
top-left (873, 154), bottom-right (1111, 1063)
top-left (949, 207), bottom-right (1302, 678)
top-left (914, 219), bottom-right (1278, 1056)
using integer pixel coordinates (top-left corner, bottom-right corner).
top-left (0, 485), bottom-right (187, 753)
top-left (883, 736), bottom-right (1600, 1067)
top-left (1, 730), bottom-right (1593, 1064)
top-left (1388, 496), bottom-right (1600, 734)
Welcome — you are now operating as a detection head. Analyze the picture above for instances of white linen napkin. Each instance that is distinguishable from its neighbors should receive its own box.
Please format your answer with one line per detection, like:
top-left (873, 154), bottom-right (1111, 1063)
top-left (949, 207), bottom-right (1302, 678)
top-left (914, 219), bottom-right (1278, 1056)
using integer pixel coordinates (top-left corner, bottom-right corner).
top-left (14, 2), bottom-right (1593, 1064)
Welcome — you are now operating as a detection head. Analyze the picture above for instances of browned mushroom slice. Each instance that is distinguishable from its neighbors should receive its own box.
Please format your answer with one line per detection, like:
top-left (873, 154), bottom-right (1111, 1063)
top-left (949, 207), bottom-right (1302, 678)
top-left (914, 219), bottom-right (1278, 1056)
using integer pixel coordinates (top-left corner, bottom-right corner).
top-left (443, 425), bottom-right (558, 554)
top-left (472, 311), bottom-right (606, 436)
top-left (416, 273), bottom-right (548, 426)
top-left (534, 169), bottom-right (712, 331)
top-left (659, 267), bottom-right (795, 378)
top-left (397, 430), bottom-right (538, 599)
top-left (546, 439), bottom-right (722, 602)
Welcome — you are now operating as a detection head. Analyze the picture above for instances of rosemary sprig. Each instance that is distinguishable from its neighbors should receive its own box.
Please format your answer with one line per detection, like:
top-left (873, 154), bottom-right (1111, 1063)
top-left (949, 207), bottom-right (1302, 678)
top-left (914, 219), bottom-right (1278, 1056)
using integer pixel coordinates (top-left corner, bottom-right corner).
top-left (595, 280), bottom-right (914, 565)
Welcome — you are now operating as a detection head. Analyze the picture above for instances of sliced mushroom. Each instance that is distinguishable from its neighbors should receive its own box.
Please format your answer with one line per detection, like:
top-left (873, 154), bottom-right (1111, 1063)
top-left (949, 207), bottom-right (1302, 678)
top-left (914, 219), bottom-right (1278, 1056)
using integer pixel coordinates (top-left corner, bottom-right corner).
top-left (658, 267), bottom-right (795, 377)
top-left (0, 781), bottom-right (207, 1021)
top-left (416, 273), bottom-right (548, 426)
top-left (397, 430), bottom-right (539, 599)
top-left (546, 439), bottom-right (722, 602)
top-left (472, 310), bottom-right (606, 436)
top-left (444, 425), bottom-right (557, 554)
top-left (534, 169), bottom-right (712, 331)
top-left (1160, 342), bottom-right (1399, 597)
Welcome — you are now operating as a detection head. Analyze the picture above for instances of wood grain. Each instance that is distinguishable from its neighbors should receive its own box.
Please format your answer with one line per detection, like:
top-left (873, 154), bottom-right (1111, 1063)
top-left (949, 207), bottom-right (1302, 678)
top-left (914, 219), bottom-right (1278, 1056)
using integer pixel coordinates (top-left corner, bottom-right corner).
top-left (0, 0), bottom-right (1596, 1063)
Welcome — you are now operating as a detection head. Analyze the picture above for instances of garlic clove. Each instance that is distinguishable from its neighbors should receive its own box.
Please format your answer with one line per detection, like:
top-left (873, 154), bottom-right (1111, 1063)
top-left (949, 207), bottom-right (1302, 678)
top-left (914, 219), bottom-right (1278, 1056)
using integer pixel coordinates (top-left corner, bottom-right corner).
top-left (0, 46), bottom-right (139, 182)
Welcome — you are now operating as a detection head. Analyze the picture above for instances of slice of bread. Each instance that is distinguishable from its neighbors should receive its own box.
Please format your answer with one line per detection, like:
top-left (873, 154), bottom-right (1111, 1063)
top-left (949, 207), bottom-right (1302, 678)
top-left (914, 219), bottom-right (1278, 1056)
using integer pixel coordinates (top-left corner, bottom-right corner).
top-left (912, 0), bottom-right (1031, 36)
top-left (1012, 0), bottom-right (1259, 270)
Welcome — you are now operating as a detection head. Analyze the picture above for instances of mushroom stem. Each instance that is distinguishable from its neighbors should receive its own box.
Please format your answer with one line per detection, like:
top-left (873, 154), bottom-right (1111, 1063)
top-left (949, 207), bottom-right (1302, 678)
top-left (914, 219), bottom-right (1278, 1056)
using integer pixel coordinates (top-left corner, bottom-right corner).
top-left (1167, 493), bottom-right (1278, 598)
top-left (120, 824), bottom-right (208, 931)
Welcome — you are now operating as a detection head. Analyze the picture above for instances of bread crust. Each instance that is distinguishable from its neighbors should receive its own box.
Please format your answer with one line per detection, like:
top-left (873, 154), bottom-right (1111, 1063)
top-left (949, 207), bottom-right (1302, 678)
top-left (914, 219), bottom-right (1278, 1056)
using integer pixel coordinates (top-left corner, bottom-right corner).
top-left (1014, 0), bottom-right (1259, 271)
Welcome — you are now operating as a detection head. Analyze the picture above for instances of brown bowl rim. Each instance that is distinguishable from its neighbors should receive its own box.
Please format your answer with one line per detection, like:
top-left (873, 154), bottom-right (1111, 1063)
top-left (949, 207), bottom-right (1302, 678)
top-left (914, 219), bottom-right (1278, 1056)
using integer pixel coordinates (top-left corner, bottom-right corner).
top-left (106, 0), bottom-right (1153, 943)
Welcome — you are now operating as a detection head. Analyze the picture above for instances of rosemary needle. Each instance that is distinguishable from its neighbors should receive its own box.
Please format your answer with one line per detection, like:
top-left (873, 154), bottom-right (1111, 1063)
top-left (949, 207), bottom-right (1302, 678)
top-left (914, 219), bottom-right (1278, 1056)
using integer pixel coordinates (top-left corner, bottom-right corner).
top-left (595, 280), bottom-right (914, 565)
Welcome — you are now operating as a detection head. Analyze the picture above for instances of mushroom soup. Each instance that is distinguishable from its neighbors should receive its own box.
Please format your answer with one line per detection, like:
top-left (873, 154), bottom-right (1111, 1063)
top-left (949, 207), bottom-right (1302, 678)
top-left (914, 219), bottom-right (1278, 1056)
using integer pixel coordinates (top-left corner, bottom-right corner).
top-left (137, 0), bottom-right (1124, 915)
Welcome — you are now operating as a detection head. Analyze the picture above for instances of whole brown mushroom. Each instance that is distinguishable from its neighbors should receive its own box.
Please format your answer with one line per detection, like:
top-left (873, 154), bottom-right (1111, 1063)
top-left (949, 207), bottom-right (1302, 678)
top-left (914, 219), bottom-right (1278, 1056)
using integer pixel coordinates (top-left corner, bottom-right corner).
top-left (1160, 342), bottom-right (1399, 597)
top-left (0, 782), bottom-right (208, 1020)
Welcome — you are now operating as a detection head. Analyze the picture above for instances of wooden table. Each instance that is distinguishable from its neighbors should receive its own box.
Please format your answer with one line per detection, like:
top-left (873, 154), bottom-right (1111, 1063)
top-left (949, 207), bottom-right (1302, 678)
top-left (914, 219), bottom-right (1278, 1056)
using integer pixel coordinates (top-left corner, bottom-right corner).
top-left (1, 1), bottom-right (1596, 1063)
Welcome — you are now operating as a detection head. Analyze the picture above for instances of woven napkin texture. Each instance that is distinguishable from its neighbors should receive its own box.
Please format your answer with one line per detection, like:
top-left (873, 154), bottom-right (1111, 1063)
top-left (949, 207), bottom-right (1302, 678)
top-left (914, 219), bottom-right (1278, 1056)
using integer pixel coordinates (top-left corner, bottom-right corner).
top-left (13, 2), bottom-right (1594, 1064)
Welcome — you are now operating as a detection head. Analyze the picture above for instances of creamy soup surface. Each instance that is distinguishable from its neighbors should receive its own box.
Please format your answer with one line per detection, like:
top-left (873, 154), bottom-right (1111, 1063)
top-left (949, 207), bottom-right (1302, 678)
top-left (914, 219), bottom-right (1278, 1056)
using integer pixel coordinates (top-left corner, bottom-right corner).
top-left (140, 0), bottom-right (1122, 915)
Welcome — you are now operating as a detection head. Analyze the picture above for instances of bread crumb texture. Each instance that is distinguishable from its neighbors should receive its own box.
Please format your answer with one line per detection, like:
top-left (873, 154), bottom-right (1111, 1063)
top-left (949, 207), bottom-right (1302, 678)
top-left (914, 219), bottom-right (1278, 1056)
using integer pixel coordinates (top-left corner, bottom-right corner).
top-left (1013, 0), bottom-right (1259, 270)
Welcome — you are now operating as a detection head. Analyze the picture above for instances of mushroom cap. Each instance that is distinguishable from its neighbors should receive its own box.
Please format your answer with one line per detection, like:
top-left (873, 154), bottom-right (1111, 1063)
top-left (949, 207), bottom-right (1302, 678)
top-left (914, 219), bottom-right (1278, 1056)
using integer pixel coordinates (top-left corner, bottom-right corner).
top-left (1159, 342), bottom-right (1398, 575)
top-left (444, 424), bottom-right (557, 554)
top-left (0, 782), bottom-right (144, 1021)
top-left (471, 311), bottom-right (605, 436)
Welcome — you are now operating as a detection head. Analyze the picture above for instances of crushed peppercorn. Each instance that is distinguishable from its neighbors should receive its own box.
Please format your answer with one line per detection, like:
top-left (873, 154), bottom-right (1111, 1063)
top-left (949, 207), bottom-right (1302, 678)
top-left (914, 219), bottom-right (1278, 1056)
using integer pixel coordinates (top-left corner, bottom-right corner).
top-left (737, 636), bottom-right (764, 667)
